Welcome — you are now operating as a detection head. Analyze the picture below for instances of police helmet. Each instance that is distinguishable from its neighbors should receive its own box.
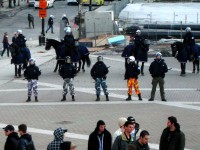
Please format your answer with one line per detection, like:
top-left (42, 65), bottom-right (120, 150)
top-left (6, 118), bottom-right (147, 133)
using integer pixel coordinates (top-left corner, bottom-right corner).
top-left (62, 14), bottom-right (66, 18)
top-left (50, 15), bottom-right (54, 18)
top-left (29, 58), bottom-right (35, 65)
top-left (64, 26), bottom-right (72, 35)
top-left (155, 52), bottom-right (162, 57)
top-left (65, 56), bottom-right (71, 63)
top-left (17, 29), bottom-right (22, 34)
top-left (97, 56), bottom-right (103, 62)
top-left (128, 56), bottom-right (135, 62)
top-left (136, 30), bottom-right (141, 35)
top-left (185, 27), bottom-right (191, 33)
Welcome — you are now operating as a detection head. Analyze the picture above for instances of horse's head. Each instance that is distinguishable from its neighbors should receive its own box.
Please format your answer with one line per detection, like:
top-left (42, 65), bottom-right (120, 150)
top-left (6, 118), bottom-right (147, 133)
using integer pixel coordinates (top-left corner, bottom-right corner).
top-left (45, 38), bottom-right (51, 51)
top-left (171, 41), bottom-right (184, 57)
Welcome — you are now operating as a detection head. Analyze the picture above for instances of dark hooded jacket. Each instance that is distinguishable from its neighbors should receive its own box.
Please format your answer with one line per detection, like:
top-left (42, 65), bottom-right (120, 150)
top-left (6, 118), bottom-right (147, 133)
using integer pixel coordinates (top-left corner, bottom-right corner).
top-left (88, 120), bottom-right (112, 150)
top-left (125, 62), bottom-right (140, 79)
top-left (149, 59), bottom-right (168, 78)
top-left (90, 61), bottom-right (109, 79)
top-left (159, 123), bottom-right (185, 150)
top-left (47, 128), bottom-right (65, 150)
top-left (4, 132), bottom-right (19, 150)
top-left (60, 141), bottom-right (71, 150)
top-left (18, 133), bottom-right (35, 150)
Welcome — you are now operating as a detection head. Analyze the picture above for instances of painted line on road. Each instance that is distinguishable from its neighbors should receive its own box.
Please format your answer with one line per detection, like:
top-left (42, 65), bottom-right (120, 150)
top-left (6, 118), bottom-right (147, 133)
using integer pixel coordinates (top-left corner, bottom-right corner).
top-left (0, 123), bottom-right (191, 150)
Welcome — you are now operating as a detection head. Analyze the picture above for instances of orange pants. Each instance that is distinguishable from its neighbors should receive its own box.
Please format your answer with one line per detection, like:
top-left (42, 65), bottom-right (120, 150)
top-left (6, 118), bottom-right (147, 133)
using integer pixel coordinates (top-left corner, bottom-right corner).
top-left (127, 78), bottom-right (141, 95)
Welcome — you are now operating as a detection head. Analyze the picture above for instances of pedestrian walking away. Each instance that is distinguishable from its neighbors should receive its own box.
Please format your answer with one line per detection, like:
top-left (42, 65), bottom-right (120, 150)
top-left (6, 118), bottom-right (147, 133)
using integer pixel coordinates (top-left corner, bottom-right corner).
top-left (28, 14), bottom-right (34, 29)
top-left (24, 58), bottom-right (41, 102)
top-left (18, 124), bottom-right (36, 150)
top-left (159, 116), bottom-right (185, 150)
top-left (149, 52), bottom-right (168, 102)
top-left (90, 56), bottom-right (109, 101)
top-left (46, 15), bottom-right (54, 34)
top-left (88, 120), bottom-right (112, 150)
top-left (1, 32), bottom-right (10, 57)
top-left (59, 56), bottom-right (77, 101)
top-left (112, 121), bottom-right (135, 150)
top-left (3, 124), bottom-right (19, 150)
top-left (132, 130), bottom-right (150, 150)
top-left (12, 32), bottom-right (17, 44)
top-left (125, 56), bottom-right (142, 101)
top-left (47, 128), bottom-right (68, 150)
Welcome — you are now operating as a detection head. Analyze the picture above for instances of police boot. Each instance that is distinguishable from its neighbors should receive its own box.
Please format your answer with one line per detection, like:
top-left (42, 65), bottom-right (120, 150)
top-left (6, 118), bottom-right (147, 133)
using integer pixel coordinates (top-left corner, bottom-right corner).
top-left (126, 94), bottom-right (132, 101)
top-left (96, 95), bottom-right (100, 101)
top-left (61, 95), bottom-right (66, 101)
top-left (26, 96), bottom-right (31, 102)
top-left (72, 95), bottom-right (75, 101)
top-left (35, 96), bottom-right (38, 102)
top-left (106, 95), bottom-right (109, 101)
top-left (138, 94), bottom-right (142, 101)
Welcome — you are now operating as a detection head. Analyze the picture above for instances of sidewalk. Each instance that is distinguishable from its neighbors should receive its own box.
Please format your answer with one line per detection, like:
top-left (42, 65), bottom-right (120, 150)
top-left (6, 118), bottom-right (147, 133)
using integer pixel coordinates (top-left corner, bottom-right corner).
top-left (0, 0), bottom-right (27, 18)
top-left (0, 40), bottom-right (55, 86)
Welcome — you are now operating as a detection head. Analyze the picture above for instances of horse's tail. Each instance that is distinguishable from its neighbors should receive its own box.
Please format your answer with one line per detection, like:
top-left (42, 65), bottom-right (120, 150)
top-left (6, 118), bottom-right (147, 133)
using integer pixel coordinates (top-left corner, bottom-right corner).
top-left (85, 54), bottom-right (91, 67)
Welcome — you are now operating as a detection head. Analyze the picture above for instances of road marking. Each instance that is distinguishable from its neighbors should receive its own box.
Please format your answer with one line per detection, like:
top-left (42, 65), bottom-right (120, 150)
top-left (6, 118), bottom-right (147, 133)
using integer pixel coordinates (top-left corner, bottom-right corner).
top-left (0, 123), bottom-right (191, 150)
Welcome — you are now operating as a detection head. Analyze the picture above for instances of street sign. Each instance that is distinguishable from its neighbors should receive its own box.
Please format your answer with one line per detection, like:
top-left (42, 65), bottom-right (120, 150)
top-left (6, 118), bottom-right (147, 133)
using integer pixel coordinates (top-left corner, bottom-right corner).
top-left (39, 9), bottom-right (47, 18)
top-left (39, 0), bottom-right (47, 9)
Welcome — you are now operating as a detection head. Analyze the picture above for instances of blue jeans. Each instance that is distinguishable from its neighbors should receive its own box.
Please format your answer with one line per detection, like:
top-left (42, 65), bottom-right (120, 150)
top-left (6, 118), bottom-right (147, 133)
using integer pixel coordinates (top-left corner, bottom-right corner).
top-left (46, 25), bottom-right (54, 33)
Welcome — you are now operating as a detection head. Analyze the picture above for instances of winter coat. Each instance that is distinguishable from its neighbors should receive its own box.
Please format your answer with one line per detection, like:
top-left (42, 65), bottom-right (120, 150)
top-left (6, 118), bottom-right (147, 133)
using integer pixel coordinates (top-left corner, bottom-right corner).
top-left (20, 47), bottom-right (31, 63)
top-left (28, 14), bottom-right (34, 22)
top-left (12, 50), bottom-right (24, 65)
top-left (134, 35), bottom-right (149, 62)
top-left (59, 63), bottom-right (76, 79)
top-left (4, 132), bottom-right (19, 150)
top-left (159, 126), bottom-right (185, 150)
top-left (149, 59), bottom-right (168, 78)
top-left (125, 62), bottom-right (140, 79)
top-left (24, 65), bottom-right (41, 80)
top-left (90, 61), bottom-right (109, 79)
top-left (47, 128), bottom-right (65, 150)
top-left (88, 127), bottom-right (112, 150)
top-left (183, 32), bottom-right (195, 46)
top-left (2, 35), bottom-right (9, 48)
top-left (112, 132), bottom-right (134, 150)
top-left (121, 44), bottom-right (136, 58)
top-left (48, 17), bottom-right (54, 26)
top-left (18, 133), bottom-right (36, 150)
top-left (16, 34), bottom-right (26, 48)
top-left (132, 140), bottom-right (150, 150)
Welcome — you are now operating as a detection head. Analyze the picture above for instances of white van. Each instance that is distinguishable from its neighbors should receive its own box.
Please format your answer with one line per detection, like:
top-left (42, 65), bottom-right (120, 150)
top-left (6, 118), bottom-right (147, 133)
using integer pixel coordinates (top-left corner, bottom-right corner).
top-left (28, 0), bottom-right (35, 7)
top-left (67, 0), bottom-right (78, 5)
top-left (34, 0), bottom-right (54, 8)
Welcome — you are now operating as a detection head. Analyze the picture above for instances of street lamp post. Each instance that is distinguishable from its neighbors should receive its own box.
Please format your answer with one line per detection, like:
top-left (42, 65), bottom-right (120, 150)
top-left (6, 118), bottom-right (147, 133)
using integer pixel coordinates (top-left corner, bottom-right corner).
top-left (89, 0), bottom-right (92, 11)
top-left (173, 12), bottom-right (178, 24)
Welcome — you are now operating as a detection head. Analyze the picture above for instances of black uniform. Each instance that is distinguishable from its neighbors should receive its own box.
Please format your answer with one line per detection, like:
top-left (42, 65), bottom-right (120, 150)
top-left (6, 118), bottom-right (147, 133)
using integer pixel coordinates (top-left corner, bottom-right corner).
top-left (149, 59), bottom-right (168, 101)
top-left (28, 14), bottom-right (34, 29)
top-left (4, 132), bottom-right (19, 150)
top-left (16, 34), bottom-right (26, 48)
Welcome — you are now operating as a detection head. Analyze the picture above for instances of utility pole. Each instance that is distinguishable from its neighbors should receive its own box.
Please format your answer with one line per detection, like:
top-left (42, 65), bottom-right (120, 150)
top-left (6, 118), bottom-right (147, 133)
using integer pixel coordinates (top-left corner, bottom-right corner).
top-left (89, 0), bottom-right (92, 11)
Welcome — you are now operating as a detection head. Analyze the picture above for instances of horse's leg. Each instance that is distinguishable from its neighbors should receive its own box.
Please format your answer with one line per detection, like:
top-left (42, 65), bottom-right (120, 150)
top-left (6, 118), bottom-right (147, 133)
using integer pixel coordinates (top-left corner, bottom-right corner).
top-left (54, 61), bottom-right (59, 72)
top-left (82, 59), bottom-right (85, 72)
top-left (141, 62), bottom-right (144, 75)
top-left (197, 60), bottom-right (199, 73)
top-left (192, 61), bottom-right (195, 73)
top-left (76, 61), bottom-right (81, 72)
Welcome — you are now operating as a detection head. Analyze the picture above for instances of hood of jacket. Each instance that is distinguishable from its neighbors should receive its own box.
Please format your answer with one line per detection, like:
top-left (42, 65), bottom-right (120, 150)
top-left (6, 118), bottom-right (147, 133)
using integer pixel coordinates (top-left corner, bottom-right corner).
top-left (54, 128), bottom-right (64, 141)
top-left (20, 133), bottom-right (32, 142)
top-left (8, 132), bottom-right (20, 140)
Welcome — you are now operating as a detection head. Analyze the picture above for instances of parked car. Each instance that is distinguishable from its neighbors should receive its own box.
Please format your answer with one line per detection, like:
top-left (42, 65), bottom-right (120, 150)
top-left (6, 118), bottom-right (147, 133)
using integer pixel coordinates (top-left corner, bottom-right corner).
top-left (28, 0), bottom-right (35, 7)
top-left (34, 0), bottom-right (54, 8)
top-left (67, 0), bottom-right (79, 5)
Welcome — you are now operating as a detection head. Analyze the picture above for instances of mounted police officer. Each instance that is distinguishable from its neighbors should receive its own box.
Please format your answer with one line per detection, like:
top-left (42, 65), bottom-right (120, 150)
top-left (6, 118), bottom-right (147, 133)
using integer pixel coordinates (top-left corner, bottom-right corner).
top-left (134, 30), bottom-right (149, 75)
top-left (16, 29), bottom-right (27, 48)
top-left (90, 56), bottom-right (109, 101)
top-left (59, 56), bottom-right (77, 101)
